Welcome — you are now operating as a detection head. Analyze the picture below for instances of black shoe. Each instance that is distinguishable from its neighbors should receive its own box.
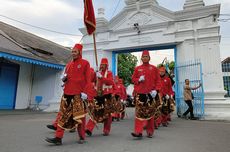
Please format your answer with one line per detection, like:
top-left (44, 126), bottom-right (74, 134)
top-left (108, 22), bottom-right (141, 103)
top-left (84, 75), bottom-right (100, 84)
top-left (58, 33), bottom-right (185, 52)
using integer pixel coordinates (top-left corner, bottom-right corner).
top-left (78, 139), bottom-right (85, 144)
top-left (131, 132), bottom-right (142, 138)
top-left (78, 137), bottom-right (85, 144)
top-left (46, 124), bottom-right (57, 131)
top-left (147, 134), bottom-right (153, 138)
top-left (103, 133), bottom-right (109, 136)
top-left (190, 117), bottom-right (199, 120)
top-left (45, 137), bottom-right (62, 145)
top-left (162, 123), bottom-right (168, 127)
top-left (85, 130), bottom-right (92, 136)
top-left (181, 115), bottom-right (188, 120)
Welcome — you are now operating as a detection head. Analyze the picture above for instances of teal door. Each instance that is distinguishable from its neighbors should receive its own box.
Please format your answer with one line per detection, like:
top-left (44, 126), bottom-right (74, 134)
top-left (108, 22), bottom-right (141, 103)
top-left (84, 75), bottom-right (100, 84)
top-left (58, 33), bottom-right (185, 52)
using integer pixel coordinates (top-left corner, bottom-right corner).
top-left (175, 60), bottom-right (204, 118)
top-left (0, 62), bottom-right (19, 109)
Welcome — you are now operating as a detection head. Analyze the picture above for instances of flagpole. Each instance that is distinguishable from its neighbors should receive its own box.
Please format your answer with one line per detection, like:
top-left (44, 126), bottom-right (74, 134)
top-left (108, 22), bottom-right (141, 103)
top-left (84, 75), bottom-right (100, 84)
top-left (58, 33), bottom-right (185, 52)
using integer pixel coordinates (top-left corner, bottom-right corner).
top-left (83, 0), bottom-right (100, 95)
top-left (93, 32), bottom-right (101, 96)
top-left (93, 32), bottom-right (98, 69)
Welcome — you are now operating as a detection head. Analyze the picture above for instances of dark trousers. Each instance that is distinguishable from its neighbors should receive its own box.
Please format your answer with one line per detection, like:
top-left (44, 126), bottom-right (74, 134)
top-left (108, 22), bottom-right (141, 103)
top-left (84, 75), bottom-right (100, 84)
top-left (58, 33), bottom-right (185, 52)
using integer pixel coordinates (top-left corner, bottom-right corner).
top-left (183, 100), bottom-right (194, 118)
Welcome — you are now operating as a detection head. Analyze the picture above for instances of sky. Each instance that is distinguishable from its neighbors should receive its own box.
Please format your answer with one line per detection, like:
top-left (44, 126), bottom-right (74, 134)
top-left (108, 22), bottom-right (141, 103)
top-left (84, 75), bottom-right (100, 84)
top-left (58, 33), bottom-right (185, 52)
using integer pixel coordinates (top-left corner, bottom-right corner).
top-left (132, 49), bottom-right (174, 66)
top-left (0, 0), bottom-right (229, 61)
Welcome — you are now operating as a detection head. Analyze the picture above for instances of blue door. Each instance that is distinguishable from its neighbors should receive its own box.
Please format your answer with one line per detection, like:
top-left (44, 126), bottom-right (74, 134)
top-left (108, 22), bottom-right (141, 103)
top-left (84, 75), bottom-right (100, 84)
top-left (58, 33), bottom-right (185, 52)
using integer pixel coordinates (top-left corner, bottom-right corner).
top-left (0, 62), bottom-right (19, 109)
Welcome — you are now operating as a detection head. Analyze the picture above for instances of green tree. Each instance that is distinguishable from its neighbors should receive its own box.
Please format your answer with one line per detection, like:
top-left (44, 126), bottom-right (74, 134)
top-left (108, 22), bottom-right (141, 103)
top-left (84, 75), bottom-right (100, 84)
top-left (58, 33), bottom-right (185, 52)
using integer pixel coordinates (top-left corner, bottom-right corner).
top-left (118, 53), bottom-right (138, 86)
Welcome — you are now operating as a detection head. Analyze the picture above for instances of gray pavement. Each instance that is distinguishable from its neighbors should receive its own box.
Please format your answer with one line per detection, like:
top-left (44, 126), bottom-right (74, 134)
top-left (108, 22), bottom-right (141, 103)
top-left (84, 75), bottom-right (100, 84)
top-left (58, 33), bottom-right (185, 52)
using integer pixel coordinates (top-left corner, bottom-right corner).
top-left (0, 108), bottom-right (230, 152)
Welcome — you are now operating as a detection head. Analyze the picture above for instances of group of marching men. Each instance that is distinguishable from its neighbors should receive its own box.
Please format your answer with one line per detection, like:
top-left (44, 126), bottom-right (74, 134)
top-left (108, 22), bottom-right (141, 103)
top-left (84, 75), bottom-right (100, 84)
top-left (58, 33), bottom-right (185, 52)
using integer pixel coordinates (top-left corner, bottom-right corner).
top-left (45, 43), bottom-right (175, 145)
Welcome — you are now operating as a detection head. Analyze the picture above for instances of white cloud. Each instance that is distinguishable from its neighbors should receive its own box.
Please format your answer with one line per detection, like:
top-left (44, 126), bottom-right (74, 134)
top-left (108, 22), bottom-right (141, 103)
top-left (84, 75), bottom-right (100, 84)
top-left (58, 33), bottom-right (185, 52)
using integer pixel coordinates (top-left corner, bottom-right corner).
top-left (0, 0), bottom-right (84, 47)
top-left (132, 49), bottom-right (174, 66)
top-left (0, 0), bottom-right (82, 18)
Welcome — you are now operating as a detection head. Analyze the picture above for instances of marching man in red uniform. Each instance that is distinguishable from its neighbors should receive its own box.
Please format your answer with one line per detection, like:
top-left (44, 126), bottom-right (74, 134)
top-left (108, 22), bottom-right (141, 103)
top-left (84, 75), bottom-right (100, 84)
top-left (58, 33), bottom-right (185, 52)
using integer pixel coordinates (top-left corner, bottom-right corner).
top-left (85, 58), bottom-right (116, 136)
top-left (119, 78), bottom-right (127, 120)
top-left (46, 68), bottom-right (97, 133)
top-left (131, 50), bottom-right (161, 138)
top-left (112, 76), bottom-right (122, 121)
top-left (45, 43), bottom-right (91, 145)
top-left (159, 66), bottom-right (174, 127)
top-left (112, 77), bottom-right (127, 121)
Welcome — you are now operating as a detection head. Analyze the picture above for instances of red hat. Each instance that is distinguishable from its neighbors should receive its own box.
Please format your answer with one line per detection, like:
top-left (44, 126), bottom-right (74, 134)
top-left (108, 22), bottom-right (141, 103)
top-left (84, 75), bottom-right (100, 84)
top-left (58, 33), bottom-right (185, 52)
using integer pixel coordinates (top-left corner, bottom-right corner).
top-left (114, 76), bottom-right (119, 83)
top-left (142, 50), bottom-right (149, 57)
top-left (159, 66), bottom-right (166, 73)
top-left (114, 75), bottom-right (119, 80)
top-left (100, 58), bottom-right (108, 65)
top-left (73, 43), bottom-right (83, 51)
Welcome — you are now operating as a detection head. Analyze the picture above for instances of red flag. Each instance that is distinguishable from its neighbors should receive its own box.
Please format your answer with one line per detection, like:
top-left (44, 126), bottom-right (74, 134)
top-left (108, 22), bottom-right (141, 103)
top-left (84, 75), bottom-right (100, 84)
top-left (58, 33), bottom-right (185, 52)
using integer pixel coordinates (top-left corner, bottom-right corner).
top-left (84, 0), bottom-right (96, 35)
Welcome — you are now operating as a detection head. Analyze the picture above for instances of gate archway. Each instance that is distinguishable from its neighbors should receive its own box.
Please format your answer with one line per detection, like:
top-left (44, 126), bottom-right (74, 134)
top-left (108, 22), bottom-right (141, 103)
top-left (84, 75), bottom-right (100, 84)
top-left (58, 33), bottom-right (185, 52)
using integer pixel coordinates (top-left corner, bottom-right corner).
top-left (81, 0), bottom-right (228, 119)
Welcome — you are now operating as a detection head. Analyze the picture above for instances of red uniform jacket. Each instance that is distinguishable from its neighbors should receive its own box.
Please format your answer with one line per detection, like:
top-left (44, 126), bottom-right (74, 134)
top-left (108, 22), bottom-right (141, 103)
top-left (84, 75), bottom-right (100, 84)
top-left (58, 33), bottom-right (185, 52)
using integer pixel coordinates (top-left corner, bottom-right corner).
top-left (119, 81), bottom-right (127, 100)
top-left (121, 84), bottom-right (127, 100)
top-left (114, 81), bottom-right (127, 100)
top-left (115, 83), bottom-right (123, 97)
top-left (132, 63), bottom-right (161, 94)
top-left (63, 58), bottom-right (91, 95)
top-left (160, 76), bottom-right (174, 96)
top-left (97, 70), bottom-right (115, 95)
top-left (86, 69), bottom-right (97, 101)
top-left (87, 82), bottom-right (97, 101)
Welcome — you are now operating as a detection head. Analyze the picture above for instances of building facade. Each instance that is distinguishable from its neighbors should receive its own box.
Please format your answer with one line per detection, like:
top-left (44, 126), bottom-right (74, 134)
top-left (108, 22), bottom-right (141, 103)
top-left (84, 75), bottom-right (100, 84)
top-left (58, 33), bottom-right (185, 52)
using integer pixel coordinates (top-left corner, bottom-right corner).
top-left (0, 21), bottom-right (70, 110)
top-left (79, 0), bottom-right (230, 120)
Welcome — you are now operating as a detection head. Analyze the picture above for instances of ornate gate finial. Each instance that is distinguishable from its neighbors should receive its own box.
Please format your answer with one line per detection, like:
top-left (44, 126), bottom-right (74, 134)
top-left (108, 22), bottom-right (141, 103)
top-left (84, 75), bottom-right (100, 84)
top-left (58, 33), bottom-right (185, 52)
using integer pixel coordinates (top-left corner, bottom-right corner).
top-left (183, 0), bottom-right (205, 10)
top-left (125, 0), bottom-right (158, 6)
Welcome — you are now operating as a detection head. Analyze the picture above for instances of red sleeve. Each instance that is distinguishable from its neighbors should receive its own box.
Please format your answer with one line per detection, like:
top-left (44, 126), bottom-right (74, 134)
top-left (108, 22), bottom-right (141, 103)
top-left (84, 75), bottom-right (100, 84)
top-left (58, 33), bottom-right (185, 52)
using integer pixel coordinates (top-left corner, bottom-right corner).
top-left (83, 61), bottom-right (91, 94)
top-left (113, 83), bottom-right (119, 95)
top-left (101, 71), bottom-right (114, 85)
top-left (155, 68), bottom-right (162, 92)
top-left (64, 62), bottom-right (71, 73)
top-left (86, 83), bottom-right (97, 101)
top-left (167, 77), bottom-right (174, 96)
top-left (122, 86), bottom-right (127, 100)
top-left (132, 67), bottom-right (139, 85)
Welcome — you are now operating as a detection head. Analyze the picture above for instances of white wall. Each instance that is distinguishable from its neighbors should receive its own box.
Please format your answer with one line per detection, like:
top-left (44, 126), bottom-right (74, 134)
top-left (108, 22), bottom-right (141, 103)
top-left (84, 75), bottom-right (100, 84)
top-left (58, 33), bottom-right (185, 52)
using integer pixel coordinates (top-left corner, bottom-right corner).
top-left (15, 62), bottom-right (32, 109)
top-left (30, 65), bottom-right (59, 107)
top-left (82, 50), bottom-right (113, 71)
top-left (11, 61), bottom-right (63, 110)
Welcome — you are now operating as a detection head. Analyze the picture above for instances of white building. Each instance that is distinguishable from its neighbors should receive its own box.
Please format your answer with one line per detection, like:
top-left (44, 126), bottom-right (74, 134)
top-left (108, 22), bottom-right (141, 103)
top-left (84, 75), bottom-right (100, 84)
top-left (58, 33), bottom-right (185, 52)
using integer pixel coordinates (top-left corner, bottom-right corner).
top-left (79, 0), bottom-right (230, 120)
top-left (0, 21), bottom-right (70, 110)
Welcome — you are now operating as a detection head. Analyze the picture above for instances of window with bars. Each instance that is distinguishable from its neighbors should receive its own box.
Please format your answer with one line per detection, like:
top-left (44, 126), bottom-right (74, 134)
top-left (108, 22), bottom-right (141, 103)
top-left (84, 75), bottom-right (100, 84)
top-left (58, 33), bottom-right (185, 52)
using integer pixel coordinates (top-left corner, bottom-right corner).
top-left (222, 63), bottom-right (230, 97)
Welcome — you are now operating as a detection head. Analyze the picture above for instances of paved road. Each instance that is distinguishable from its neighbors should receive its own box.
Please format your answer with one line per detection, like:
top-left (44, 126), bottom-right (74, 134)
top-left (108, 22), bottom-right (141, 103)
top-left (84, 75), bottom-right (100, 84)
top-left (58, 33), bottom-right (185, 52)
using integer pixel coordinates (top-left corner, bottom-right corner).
top-left (0, 108), bottom-right (230, 152)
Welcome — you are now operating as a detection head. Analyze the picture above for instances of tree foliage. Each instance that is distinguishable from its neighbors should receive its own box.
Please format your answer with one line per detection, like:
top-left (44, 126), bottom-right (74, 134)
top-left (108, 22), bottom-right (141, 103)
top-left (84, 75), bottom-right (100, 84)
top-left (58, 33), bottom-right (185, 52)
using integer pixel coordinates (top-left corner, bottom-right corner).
top-left (157, 61), bottom-right (175, 72)
top-left (118, 53), bottom-right (138, 86)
